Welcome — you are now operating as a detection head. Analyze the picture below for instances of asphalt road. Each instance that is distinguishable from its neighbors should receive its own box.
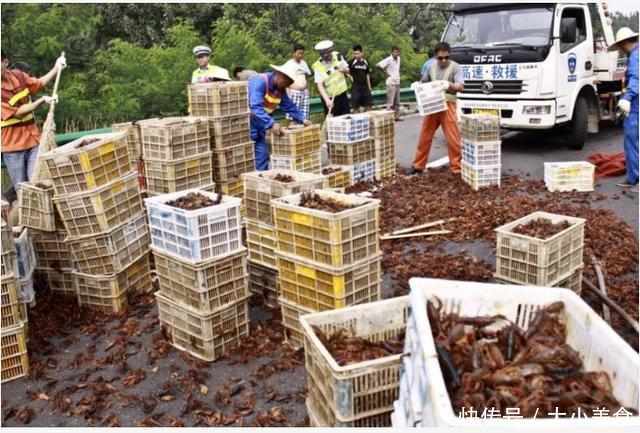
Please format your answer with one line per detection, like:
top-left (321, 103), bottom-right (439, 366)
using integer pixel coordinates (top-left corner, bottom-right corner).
top-left (394, 113), bottom-right (638, 234)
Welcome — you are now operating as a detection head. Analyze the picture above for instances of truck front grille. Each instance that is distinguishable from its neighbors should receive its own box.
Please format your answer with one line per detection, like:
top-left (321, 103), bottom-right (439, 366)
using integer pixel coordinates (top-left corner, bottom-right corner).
top-left (463, 80), bottom-right (524, 95)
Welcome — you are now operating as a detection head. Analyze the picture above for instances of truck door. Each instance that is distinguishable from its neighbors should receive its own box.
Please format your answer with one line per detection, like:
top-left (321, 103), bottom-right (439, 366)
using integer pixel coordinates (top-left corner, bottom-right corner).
top-left (555, 4), bottom-right (594, 121)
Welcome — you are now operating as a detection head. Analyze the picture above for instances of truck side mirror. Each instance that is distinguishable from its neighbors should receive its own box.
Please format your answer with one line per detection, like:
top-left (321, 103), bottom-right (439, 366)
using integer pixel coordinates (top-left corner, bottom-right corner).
top-left (561, 17), bottom-right (577, 44)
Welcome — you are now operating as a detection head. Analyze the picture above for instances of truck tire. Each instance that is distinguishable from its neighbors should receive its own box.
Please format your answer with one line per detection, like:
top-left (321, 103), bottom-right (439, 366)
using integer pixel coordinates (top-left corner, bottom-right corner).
top-left (567, 97), bottom-right (588, 150)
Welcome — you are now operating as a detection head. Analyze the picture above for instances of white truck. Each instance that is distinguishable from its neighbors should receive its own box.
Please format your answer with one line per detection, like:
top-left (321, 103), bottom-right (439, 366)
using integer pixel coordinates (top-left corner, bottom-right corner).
top-left (442, 1), bottom-right (626, 149)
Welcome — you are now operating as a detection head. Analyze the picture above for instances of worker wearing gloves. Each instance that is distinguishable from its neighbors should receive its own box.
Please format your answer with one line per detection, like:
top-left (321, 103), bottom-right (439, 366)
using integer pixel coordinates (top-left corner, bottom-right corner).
top-left (312, 40), bottom-right (351, 116)
top-left (1, 51), bottom-right (66, 190)
top-left (410, 42), bottom-right (464, 175)
top-left (610, 28), bottom-right (638, 189)
top-left (191, 45), bottom-right (231, 83)
top-left (248, 63), bottom-right (311, 170)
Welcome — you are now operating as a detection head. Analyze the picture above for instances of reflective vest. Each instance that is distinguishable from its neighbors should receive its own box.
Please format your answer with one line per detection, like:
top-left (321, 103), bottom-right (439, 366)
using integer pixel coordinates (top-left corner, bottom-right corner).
top-left (261, 74), bottom-right (282, 114)
top-left (0, 86), bottom-right (35, 129)
top-left (191, 64), bottom-right (228, 83)
top-left (312, 52), bottom-right (348, 97)
top-left (428, 61), bottom-right (457, 102)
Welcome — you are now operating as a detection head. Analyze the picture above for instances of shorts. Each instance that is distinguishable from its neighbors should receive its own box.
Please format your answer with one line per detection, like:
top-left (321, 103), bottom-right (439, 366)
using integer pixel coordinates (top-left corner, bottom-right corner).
top-left (351, 86), bottom-right (372, 109)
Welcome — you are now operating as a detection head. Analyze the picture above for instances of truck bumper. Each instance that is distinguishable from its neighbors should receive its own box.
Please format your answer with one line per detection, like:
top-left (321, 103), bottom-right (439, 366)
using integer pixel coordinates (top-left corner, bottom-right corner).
top-left (457, 98), bottom-right (556, 130)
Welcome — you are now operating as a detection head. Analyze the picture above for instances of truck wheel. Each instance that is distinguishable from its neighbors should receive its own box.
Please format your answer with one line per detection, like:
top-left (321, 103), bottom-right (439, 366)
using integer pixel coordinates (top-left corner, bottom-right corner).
top-left (567, 97), bottom-right (588, 150)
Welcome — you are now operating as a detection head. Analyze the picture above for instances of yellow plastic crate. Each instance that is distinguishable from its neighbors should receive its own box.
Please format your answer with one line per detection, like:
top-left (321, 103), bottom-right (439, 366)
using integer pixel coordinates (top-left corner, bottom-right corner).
top-left (140, 117), bottom-right (210, 161)
top-left (248, 261), bottom-right (279, 308)
top-left (322, 165), bottom-right (353, 189)
top-left (188, 82), bottom-right (249, 117)
top-left (279, 296), bottom-right (313, 349)
top-left (212, 141), bottom-right (255, 182)
top-left (245, 219), bottom-right (277, 270)
top-left (1, 219), bottom-right (17, 277)
top-left (112, 118), bottom-right (159, 163)
top-left (270, 151), bottom-right (322, 174)
top-left (36, 267), bottom-right (76, 295)
top-left (268, 124), bottom-right (322, 157)
top-left (41, 131), bottom-right (132, 195)
top-left (153, 247), bottom-right (248, 313)
top-left (144, 152), bottom-right (213, 195)
top-left (1, 323), bottom-right (29, 383)
top-left (208, 113), bottom-right (251, 150)
top-left (276, 252), bottom-right (381, 311)
top-left (272, 190), bottom-right (380, 267)
top-left (74, 253), bottom-right (152, 313)
top-left (17, 181), bottom-right (56, 231)
top-left (156, 293), bottom-right (250, 362)
top-left (1, 276), bottom-right (27, 328)
top-left (328, 138), bottom-right (375, 165)
top-left (54, 172), bottom-right (144, 237)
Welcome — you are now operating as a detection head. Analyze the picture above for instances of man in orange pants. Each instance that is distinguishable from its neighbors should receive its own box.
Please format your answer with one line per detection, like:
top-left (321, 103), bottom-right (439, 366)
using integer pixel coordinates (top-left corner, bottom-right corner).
top-left (410, 42), bottom-right (464, 174)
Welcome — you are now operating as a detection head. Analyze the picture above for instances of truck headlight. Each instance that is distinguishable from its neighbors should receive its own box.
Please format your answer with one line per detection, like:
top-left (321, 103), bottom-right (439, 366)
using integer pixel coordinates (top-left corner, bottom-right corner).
top-left (522, 105), bottom-right (551, 115)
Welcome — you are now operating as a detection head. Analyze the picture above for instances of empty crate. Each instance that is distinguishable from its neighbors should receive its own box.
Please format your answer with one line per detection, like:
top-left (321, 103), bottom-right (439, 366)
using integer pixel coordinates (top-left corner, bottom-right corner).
top-left (1, 324), bottom-right (29, 383)
top-left (145, 189), bottom-right (242, 263)
top-left (461, 162), bottom-right (501, 191)
top-left (41, 131), bottom-right (131, 195)
top-left (544, 162), bottom-right (595, 192)
top-left (144, 152), bottom-right (213, 195)
top-left (248, 261), bottom-right (279, 308)
top-left (211, 141), bottom-right (255, 182)
top-left (328, 138), bottom-right (375, 165)
top-left (188, 82), bottom-right (249, 117)
top-left (31, 229), bottom-right (74, 270)
top-left (17, 181), bottom-right (56, 231)
top-left (414, 82), bottom-right (447, 116)
top-left (461, 139), bottom-right (501, 167)
top-left (208, 113), bottom-right (251, 150)
top-left (245, 219), bottom-right (278, 270)
top-left (141, 117), bottom-right (210, 160)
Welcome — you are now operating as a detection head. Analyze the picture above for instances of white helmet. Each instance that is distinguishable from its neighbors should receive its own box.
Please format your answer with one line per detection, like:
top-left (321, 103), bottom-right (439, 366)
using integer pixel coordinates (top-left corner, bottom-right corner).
top-left (609, 27), bottom-right (639, 51)
top-left (314, 40), bottom-right (334, 52)
top-left (193, 45), bottom-right (212, 56)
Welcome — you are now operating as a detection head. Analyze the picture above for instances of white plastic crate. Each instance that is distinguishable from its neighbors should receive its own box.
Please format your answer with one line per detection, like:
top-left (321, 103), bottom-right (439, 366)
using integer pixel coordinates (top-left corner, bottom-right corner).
top-left (544, 161), bottom-right (595, 192)
top-left (12, 227), bottom-right (36, 280)
top-left (461, 139), bottom-right (501, 167)
top-left (326, 114), bottom-right (370, 143)
top-left (400, 277), bottom-right (640, 428)
top-left (414, 82), bottom-right (447, 116)
top-left (145, 189), bottom-right (242, 263)
top-left (18, 269), bottom-right (35, 304)
top-left (461, 161), bottom-right (501, 190)
top-left (459, 113), bottom-right (500, 142)
top-left (352, 160), bottom-right (376, 183)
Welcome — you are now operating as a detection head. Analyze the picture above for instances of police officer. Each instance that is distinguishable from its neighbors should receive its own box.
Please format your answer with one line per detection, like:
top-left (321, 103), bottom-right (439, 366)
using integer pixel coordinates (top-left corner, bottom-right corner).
top-left (312, 40), bottom-right (351, 116)
top-left (191, 45), bottom-right (231, 84)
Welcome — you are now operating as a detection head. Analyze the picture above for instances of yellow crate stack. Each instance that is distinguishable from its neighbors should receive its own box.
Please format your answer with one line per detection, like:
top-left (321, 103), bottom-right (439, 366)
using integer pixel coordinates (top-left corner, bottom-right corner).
top-left (1, 219), bottom-right (29, 383)
top-left (269, 125), bottom-right (322, 174)
top-left (40, 131), bottom-right (152, 312)
top-left (369, 110), bottom-right (397, 181)
top-left (271, 189), bottom-right (382, 348)
top-left (242, 169), bottom-right (326, 310)
top-left (188, 82), bottom-right (254, 211)
top-left (146, 189), bottom-right (249, 362)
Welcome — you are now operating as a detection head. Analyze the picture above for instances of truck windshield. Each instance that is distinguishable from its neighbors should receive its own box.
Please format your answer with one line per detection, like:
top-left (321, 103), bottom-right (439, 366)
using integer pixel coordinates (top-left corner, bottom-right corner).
top-left (444, 6), bottom-right (554, 48)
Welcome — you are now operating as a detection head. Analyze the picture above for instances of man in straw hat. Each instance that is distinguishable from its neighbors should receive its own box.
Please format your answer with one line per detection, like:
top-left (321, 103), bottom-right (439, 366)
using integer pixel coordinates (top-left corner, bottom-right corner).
top-left (248, 63), bottom-right (311, 170)
top-left (191, 45), bottom-right (231, 83)
top-left (610, 27), bottom-right (638, 190)
top-left (312, 40), bottom-right (351, 116)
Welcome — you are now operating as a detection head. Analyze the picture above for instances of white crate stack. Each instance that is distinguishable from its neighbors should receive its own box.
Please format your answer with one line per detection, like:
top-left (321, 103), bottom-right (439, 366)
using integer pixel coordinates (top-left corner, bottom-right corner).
top-left (413, 82), bottom-right (447, 116)
top-left (326, 114), bottom-right (376, 183)
top-left (459, 114), bottom-right (501, 190)
top-left (544, 161), bottom-right (595, 192)
top-left (145, 189), bottom-right (250, 361)
top-left (393, 278), bottom-right (639, 428)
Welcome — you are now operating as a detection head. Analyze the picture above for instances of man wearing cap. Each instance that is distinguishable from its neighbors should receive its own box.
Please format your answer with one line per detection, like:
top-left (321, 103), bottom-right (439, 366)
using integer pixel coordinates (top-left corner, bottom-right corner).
top-left (248, 64), bottom-right (311, 170)
top-left (1, 51), bottom-right (65, 190)
top-left (610, 27), bottom-right (638, 189)
top-left (312, 40), bottom-right (351, 116)
top-left (191, 45), bottom-right (231, 83)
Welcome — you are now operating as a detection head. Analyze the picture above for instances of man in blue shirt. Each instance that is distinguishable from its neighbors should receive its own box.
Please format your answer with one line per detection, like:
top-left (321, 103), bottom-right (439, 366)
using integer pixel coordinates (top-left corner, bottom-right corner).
top-left (611, 28), bottom-right (638, 189)
top-left (248, 63), bottom-right (311, 170)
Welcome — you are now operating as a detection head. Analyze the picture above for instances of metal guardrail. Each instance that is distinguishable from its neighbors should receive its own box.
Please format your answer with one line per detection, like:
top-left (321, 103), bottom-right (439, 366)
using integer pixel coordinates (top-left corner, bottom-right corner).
top-left (54, 87), bottom-right (416, 145)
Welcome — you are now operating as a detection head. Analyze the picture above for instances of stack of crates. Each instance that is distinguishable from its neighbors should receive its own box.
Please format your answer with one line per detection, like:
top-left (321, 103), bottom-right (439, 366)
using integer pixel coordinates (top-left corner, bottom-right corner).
top-left (326, 114), bottom-right (376, 183)
top-left (494, 211), bottom-right (586, 293)
top-left (146, 189), bottom-right (249, 362)
top-left (31, 213), bottom-right (76, 296)
top-left (140, 117), bottom-right (213, 196)
top-left (459, 114), bottom-right (501, 190)
top-left (40, 131), bottom-right (152, 312)
top-left (269, 125), bottom-right (322, 174)
top-left (1, 218), bottom-right (30, 383)
top-left (188, 82), bottom-right (253, 205)
top-left (271, 189), bottom-right (382, 347)
top-left (242, 170), bottom-right (326, 308)
top-left (369, 110), bottom-right (396, 181)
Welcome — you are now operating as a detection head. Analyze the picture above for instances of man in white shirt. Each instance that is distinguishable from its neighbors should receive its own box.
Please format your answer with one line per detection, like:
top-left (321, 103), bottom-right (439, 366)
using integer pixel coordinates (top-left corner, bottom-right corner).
top-left (284, 43), bottom-right (312, 120)
top-left (377, 46), bottom-right (402, 121)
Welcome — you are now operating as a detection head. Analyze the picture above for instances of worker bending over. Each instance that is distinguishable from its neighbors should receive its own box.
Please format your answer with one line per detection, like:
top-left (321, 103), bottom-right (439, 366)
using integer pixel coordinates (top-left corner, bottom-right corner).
top-left (1, 51), bottom-right (66, 190)
top-left (611, 28), bottom-right (638, 190)
top-left (248, 64), bottom-right (311, 170)
top-left (411, 42), bottom-right (463, 175)
top-left (191, 45), bottom-right (231, 83)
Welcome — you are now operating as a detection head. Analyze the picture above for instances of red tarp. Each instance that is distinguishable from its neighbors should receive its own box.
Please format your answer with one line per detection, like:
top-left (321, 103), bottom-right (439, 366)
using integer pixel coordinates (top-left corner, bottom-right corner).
top-left (587, 152), bottom-right (626, 178)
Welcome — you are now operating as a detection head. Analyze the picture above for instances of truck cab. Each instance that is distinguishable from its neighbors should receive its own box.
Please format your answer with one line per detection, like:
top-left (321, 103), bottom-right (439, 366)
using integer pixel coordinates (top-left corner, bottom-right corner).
top-left (442, 2), bottom-right (622, 149)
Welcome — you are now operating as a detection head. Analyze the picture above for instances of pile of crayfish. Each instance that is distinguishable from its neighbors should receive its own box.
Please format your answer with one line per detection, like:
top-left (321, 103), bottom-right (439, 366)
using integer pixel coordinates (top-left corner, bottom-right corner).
top-left (427, 299), bottom-right (634, 418)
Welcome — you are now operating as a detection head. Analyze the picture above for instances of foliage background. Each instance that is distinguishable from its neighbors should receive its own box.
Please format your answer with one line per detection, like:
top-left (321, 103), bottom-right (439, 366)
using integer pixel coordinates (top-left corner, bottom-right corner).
top-left (1, 3), bottom-right (636, 131)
